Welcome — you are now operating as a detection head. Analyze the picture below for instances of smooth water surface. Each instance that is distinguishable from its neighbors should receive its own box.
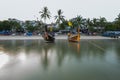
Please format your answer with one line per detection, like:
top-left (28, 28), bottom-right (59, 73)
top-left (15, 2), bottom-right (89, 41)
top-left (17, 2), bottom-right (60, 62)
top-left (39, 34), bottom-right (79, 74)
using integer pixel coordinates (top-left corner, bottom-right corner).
top-left (0, 39), bottom-right (120, 80)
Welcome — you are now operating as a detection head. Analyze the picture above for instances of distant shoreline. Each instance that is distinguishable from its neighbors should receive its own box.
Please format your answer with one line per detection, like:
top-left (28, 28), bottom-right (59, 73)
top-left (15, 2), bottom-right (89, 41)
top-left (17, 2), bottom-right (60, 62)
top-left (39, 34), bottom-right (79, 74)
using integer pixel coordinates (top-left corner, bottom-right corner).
top-left (0, 35), bottom-right (118, 40)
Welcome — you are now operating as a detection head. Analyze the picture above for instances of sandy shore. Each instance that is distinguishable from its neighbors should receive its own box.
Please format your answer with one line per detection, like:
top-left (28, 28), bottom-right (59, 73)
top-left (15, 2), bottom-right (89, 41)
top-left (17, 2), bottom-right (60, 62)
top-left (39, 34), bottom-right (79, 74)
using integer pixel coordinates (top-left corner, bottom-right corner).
top-left (0, 35), bottom-right (118, 40)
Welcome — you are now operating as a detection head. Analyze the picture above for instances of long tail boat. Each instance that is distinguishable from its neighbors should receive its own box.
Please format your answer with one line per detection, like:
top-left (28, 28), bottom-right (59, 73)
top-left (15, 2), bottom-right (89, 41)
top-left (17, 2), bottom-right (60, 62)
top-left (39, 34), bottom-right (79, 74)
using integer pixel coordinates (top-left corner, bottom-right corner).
top-left (68, 28), bottom-right (80, 42)
top-left (42, 25), bottom-right (55, 43)
top-left (42, 33), bottom-right (55, 42)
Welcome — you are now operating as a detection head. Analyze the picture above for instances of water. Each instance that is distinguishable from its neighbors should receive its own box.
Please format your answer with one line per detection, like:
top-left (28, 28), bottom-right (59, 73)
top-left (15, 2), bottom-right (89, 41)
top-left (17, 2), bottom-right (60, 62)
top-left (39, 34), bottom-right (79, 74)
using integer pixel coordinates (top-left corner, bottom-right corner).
top-left (0, 39), bottom-right (120, 80)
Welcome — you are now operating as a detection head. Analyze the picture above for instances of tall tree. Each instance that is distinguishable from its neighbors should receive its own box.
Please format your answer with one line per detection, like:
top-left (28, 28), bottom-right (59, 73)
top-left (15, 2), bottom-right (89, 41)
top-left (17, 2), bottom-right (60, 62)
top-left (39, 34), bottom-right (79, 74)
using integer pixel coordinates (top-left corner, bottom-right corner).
top-left (98, 17), bottom-right (107, 33)
top-left (76, 15), bottom-right (84, 27)
top-left (69, 15), bottom-right (85, 31)
top-left (86, 18), bottom-right (94, 32)
top-left (86, 18), bottom-right (91, 27)
top-left (92, 18), bottom-right (98, 27)
top-left (55, 9), bottom-right (65, 29)
top-left (115, 13), bottom-right (120, 21)
top-left (39, 6), bottom-right (51, 24)
top-left (92, 18), bottom-right (99, 32)
top-left (115, 13), bottom-right (120, 30)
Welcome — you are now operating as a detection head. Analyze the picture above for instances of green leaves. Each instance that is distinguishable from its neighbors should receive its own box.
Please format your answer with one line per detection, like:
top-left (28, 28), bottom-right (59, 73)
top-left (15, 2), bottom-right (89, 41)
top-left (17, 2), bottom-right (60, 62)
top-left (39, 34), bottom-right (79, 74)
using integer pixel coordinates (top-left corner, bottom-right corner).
top-left (39, 7), bottom-right (51, 23)
top-left (54, 9), bottom-right (65, 29)
top-left (55, 9), bottom-right (65, 23)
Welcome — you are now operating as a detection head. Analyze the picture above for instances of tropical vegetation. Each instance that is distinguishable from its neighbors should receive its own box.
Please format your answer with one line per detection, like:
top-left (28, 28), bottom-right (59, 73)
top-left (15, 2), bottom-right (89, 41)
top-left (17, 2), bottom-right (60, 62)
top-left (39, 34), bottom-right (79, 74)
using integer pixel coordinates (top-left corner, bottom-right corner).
top-left (0, 6), bottom-right (120, 35)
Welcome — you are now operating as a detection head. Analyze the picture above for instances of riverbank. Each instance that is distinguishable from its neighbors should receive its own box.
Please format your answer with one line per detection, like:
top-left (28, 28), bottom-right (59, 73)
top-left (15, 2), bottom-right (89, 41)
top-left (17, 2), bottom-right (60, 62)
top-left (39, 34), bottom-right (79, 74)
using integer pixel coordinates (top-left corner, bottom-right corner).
top-left (0, 35), bottom-right (118, 40)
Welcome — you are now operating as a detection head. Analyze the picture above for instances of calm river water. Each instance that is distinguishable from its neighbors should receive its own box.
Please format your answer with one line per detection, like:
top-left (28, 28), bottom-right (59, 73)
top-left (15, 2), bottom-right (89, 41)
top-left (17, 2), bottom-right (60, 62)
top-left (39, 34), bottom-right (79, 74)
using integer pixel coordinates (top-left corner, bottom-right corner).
top-left (0, 39), bottom-right (120, 80)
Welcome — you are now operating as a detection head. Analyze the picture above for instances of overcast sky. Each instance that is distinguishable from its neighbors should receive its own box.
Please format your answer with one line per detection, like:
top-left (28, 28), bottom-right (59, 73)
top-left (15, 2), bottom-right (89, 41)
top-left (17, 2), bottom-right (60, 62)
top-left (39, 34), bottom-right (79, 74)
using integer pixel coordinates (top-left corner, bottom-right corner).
top-left (0, 0), bottom-right (120, 23)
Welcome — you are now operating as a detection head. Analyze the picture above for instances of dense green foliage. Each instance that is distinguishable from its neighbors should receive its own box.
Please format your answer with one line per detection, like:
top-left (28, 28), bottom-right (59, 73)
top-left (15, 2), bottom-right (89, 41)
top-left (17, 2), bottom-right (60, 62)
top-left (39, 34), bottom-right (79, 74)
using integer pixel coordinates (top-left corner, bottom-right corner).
top-left (0, 7), bottom-right (120, 34)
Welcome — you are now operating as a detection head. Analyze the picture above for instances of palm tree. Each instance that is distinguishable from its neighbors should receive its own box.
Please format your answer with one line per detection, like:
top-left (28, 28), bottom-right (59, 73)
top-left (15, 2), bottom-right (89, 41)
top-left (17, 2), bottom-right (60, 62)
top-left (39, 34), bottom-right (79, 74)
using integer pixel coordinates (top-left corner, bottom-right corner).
top-left (75, 15), bottom-right (86, 32)
top-left (69, 15), bottom-right (85, 31)
top-left (39, 6), bottom-right (51, 24)
top-left (86, 18), bottom-right (93, 28)
top-left (86, 18), bottom-right (94, 32)
top-left (76, 15), bottom-right (85, 27)
top-left (98, 17), bottom-right (107, 33)
top-left (92, 18), bottom-right (98, 26)
top-left (115, 13), bottom-right (120, 30)
top-left (55, 9), bottom-right (65, 28)
top-left (92, 18), bottom-right (99, 32)
top-left (115, 13), bottom-right (120, 21)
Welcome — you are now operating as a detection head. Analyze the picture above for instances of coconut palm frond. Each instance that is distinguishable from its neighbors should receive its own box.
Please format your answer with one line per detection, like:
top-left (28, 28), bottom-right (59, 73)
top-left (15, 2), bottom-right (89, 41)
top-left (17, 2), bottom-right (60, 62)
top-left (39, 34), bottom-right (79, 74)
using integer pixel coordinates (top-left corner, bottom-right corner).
top-left (55, 9), bottom-right (65, 24)
top-left (39, 6), bottom-right (51, 23)
top-left (54, 16), bottom-right (58, 20)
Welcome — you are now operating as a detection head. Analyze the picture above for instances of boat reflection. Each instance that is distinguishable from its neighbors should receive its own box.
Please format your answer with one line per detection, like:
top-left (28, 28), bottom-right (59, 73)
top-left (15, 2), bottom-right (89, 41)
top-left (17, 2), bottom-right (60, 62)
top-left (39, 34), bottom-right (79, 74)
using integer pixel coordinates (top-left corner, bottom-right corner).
top-left (39, 42), bottom-right (81, 69)
top-left (40, 43), bottom-right (56, 69)
top-left (0, 40), bottom-right (120, 70)
top-left (68, 42), bottom-right (80, 53)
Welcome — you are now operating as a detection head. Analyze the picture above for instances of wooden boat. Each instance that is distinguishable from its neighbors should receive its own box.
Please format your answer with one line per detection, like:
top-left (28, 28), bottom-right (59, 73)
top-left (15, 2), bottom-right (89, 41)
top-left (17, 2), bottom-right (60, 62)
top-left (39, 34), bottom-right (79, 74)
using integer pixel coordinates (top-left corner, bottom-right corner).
top-left (42, 32), bottom-right (55, 43)
top-left (68, 33), bottom-right (80, 42)
top-left (42, 25), bottom-right (55, 43)
top-left (68, 28), bottom-right (80, 42)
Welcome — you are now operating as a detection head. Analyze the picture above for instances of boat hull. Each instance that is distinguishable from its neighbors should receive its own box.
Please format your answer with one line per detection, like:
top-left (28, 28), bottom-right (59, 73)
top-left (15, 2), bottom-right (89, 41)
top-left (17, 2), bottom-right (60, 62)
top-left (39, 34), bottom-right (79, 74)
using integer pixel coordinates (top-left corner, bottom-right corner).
top-left (68, 34), bottom-right (80, 42)
top-left (42, 34), bottom-right (55, 43)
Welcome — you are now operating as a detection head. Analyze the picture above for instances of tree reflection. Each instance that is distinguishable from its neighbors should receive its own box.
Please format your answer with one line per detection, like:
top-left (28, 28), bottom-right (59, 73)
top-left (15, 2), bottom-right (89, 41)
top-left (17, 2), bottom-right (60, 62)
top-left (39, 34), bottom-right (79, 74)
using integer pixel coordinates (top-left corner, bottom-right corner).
top-left (39, 43), bottom-right (56, 70)
top-left (54, 41), bottom-right (81, 66)
top-left (0, 39), bottom-right (120, 70)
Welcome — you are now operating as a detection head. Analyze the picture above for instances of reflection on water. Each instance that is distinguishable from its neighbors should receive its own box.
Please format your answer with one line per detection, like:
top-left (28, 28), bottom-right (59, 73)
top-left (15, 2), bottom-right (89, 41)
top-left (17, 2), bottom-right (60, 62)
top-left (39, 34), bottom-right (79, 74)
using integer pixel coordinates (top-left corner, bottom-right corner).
top-left (18, 53), bottom-right (27, 62)
top-left (0, 39), bottom-right (120, 80)
top-left (0, 52), bottom-right (9, 69)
